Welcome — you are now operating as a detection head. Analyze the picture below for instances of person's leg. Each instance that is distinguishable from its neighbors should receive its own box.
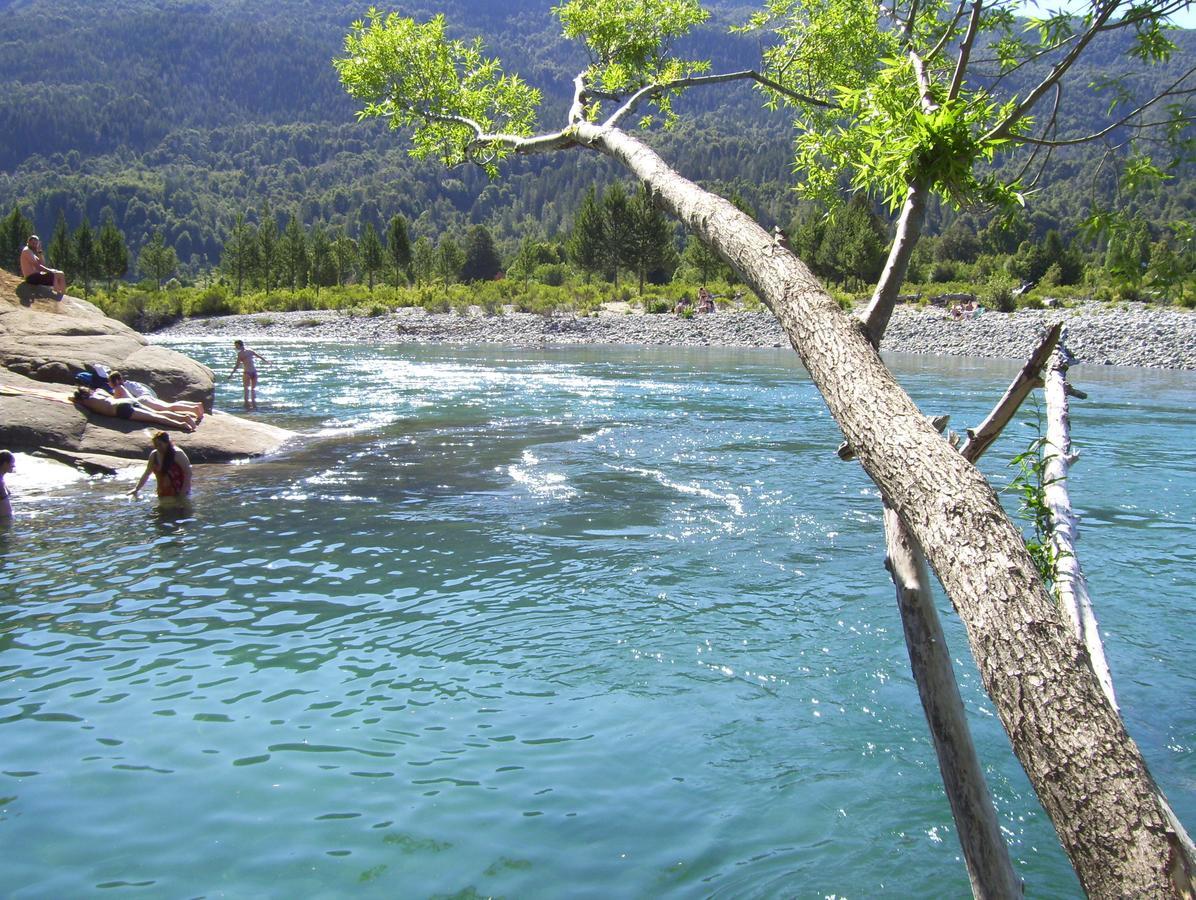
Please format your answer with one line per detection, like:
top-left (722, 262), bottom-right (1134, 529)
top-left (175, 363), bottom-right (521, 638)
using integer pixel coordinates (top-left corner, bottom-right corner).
top-left (241, 371), bottom-right (251, 408)
top-left (131, 408), bottom-right (194, 433)
top-left (249, 372), bottom-right (258, 408)
top-left (54, 271), bottom-right (66, 296)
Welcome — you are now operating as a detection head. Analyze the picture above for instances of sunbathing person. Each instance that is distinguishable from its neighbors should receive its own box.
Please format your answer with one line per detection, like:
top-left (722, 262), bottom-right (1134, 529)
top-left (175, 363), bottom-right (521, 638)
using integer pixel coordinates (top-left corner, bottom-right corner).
top-left (73, 387), bottom-right (195, 432)
top-left (109, 371), bottom-right (205, 422)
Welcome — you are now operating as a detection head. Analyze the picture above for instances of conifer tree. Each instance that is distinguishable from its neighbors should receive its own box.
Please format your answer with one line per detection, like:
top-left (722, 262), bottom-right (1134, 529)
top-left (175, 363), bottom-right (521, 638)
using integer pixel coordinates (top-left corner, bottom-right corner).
top-left (626, 185), bottom-right (676, 295)
top-left (278, 213), bottom-right (309, 290)
top-left (330, 227), bottom-right (358, 286)
top-left (566, 186), bottom-right (606, 283)
top-left (436, 235), bottom-right (464, 286)
top-left (48, 210), bottom-right (73, 280)
top-left (461, 224), bottom-right (502, 282)
top-left (256, 201), bottom-right (279, 295)
top-left (0, 205), bottom-right (33, 271)
top-left (385, 214), bottom-right (413, 286)
top-left (73, 216), bottom-right (96, 299)
top-left (222, 214), bottom-right (257, 297)
top-left (140, 230), bottom-right (177, 291)
top-left (308, 223), bottom-right (336, 297)
top-left (601, 182), bottom-right (633, 285)
top-left (412, 236), bottom-right (436, 285)
top-left (359, 221), bottom-right (384, 291)
top-left (96, 208), bottom-right (129, 291)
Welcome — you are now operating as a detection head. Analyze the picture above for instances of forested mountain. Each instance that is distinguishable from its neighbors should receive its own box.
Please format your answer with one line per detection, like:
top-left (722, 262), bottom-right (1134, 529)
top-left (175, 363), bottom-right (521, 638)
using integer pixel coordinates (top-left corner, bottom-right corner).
top-left (1, 0), bottom-right (1192, 272)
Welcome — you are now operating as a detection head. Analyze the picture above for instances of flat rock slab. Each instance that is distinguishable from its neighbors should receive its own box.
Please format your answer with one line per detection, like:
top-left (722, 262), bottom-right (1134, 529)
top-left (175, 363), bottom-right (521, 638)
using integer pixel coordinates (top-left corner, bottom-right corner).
top-left (1, 364), bottom-right (293, 463)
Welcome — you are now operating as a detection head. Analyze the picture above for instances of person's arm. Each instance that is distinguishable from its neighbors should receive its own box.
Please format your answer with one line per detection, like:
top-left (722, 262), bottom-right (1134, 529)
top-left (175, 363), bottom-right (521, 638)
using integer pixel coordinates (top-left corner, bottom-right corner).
top-left (229, 356), bottom-right (242, 378)
top-left (252, 350), bottom-right (268, 364)
top-left (130, 453), bottom-right (155, 496)
top-left (176, 450), bottom-right (193, 495)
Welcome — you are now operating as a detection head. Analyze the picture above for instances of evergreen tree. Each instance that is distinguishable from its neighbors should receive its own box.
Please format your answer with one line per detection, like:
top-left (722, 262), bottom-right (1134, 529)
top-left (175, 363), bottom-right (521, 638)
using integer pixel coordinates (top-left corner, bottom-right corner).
top-left (48, 210), bottom-right (73, 278)
top-left (0, 205), bottom-right (33, 271)
top-left (461, 224), bottom-right (501, 282)
top-left (625, 185), bottom-right (676, 295)
top-left (330, 227), bottom-right (358, 286)
top-left (412, 236), bottom-right (436, 285)
top-left (566, 186), bottom-right (606, 283)
top-left (681, 233), bottom-right (727, 285)
top-left (601, 182), bottom-right (633, 285)
top-left (256, 201), bottom-right (279, 294)
top-left (817, 194), bottom-right (887, 286)
top-left (385, 214), bottom-right (413, 286)
top-left (73, 215), bottom-right (97, 299)
top-left (140, 230), bottom-right (178, 290)
top-left (359, 221), bottom-right (384, 291)
top-left (436, 235), bottom-right (464, 286)
top-left (96, 208), bottom-right (129, 290)
top-left (278, 213), bottom-right (309, 290)
top-left (308, 223), bottom-right (336, 296)
top-left (506, 234), bottom-right (539, 285)
top-left (222, 214), bottom-right (257, 296)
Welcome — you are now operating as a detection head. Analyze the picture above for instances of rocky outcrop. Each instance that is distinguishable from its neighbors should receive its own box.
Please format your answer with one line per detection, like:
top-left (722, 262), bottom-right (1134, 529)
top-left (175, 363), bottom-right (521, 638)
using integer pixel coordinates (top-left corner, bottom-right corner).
top-left (1, 272), bottom-right (215, 407)
top-left (1, 272), bottom-right (295, 463)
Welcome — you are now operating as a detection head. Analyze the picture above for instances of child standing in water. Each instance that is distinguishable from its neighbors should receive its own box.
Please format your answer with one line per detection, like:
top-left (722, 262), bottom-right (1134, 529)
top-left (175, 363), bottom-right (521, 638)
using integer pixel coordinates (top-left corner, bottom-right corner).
top-left (229, 339), bottom-right (268, 409)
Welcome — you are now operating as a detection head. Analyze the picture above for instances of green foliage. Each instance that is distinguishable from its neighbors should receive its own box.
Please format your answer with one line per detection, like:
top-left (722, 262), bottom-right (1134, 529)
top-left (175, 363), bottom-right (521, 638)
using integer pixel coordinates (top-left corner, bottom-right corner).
top-left (1006, 428), bottom-right (1061, 591)
top-left (461, 224), bottom-right (502, 282)
top-left (0, 205), bottom-right (33, 272)
top-left (139, 230), bottom-right (178, 291)
top-left (359, 220), bottom-right (384, 290)
top-left (336, 9), bottom-right (540, 175)
top-left (385, 214), bottom-right (413, 285)
top-left (556, 0), bottom-right (710, 124)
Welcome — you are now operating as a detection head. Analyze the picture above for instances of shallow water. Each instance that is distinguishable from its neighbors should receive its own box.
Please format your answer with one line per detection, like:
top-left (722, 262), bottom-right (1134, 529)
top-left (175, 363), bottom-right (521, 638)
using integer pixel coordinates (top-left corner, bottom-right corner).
top-left (2, 342), bottom-right (1193, 898)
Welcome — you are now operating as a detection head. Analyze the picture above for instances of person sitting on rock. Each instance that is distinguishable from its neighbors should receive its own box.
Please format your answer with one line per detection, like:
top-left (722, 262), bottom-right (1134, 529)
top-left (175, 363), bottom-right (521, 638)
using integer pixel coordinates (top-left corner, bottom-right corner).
top-left (19, 235), bottom-right (66, 299)
top-left (73, 387), bottom-right (195, 433)
top-left (109, 371), bottom-right (205, 423)
top-left (130, 431), bottom-right (192, 500)
top-left (696, 287), bottom-right (715, 314)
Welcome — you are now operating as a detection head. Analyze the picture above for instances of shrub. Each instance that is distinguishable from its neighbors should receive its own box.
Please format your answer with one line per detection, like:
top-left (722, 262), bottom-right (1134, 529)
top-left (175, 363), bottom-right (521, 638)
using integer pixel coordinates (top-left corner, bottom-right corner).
top-left (646, 298), bottom-right (671, 314)
top-left (987, 276), bottom-right (1016, 313)
top-left (187, 284), bottom-right (235, 318)
top-left (534, 264), bottom-right (566, 286)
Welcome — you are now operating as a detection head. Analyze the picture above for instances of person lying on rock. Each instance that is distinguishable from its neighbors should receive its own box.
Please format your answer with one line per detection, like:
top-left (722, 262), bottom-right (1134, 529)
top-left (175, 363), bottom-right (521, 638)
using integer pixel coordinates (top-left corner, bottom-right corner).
top-left (19, 235), bottom-right (66, 299)
top-left (73, 387), bottom-right (195, 433)
top-left (109, 371), bottom-right (205, 423)
top-left (130, 431), bottom-right (192, 500)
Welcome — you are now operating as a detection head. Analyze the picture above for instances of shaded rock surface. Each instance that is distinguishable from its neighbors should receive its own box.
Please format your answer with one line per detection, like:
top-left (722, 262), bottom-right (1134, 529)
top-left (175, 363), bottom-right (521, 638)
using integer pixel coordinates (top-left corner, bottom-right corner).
top-left (154, 301), bottom-right (1196, 370)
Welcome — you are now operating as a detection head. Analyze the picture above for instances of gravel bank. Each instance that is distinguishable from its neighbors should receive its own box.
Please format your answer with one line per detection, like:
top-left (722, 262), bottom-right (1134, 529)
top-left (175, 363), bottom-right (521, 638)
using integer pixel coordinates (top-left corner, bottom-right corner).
top-left (153, 302), bottom-right (1196, 370)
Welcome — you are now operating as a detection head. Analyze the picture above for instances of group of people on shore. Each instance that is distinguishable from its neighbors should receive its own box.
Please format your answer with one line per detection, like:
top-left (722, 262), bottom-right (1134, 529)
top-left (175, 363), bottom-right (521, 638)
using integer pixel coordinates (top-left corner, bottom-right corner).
top-left (2, 339), bottom-right (269, 519)
top-left (674, 286), bottom-right (717, 316)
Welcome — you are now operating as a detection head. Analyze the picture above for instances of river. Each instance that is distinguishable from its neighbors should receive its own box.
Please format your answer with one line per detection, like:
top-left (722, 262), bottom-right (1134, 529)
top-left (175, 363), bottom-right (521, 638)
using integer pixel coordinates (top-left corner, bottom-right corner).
top-left (2, 342), bottom-right (1193, 897)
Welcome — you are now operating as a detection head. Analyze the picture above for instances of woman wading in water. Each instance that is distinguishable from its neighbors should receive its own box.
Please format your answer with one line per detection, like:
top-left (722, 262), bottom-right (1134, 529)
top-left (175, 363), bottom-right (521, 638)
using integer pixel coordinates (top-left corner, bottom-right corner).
top-left (130, 432), bottom-right (192, 500)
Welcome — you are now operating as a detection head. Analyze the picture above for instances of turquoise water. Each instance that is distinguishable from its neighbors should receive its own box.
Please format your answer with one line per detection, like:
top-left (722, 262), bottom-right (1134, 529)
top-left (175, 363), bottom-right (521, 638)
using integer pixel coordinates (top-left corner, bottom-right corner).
top-left (2, 341), bottom-right (1193, 898)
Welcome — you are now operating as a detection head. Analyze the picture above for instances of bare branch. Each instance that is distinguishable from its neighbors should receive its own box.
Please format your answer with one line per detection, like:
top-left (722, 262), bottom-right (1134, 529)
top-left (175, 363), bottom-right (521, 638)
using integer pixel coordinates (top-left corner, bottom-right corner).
top-left (603, 69), bottom-right (837, 128)
top-left (926, 0), bottom-right (971, 63)
top-left (860, 183), bottom-right (929, 347)
top-left (947, 0), bottom-right (985, 101)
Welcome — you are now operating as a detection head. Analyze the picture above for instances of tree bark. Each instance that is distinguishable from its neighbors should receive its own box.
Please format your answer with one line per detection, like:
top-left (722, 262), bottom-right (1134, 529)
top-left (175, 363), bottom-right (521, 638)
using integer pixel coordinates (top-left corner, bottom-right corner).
top-left (569, 121), bottom-right (1195, 897)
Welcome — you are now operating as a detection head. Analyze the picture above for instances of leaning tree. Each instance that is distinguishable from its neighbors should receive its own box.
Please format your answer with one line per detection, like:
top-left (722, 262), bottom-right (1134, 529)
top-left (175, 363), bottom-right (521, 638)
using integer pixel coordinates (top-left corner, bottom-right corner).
top-left (336, 1), bottom-right (1195, 895)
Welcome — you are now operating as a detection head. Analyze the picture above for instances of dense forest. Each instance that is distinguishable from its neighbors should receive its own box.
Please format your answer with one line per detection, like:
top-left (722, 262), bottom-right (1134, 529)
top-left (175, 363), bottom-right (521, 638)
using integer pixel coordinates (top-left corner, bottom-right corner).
top-left (1, 0), bottom-right (1193, 278)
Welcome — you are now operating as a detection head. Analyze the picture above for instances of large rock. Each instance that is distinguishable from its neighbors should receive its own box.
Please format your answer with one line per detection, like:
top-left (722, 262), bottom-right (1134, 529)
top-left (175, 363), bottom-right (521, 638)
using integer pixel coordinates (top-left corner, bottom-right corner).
top-left (0, 369), bottom-right (293, 463)
top-left (0, 273), bottom-right (294, 462)
top-left (0, 272), bottom-right (215, 408)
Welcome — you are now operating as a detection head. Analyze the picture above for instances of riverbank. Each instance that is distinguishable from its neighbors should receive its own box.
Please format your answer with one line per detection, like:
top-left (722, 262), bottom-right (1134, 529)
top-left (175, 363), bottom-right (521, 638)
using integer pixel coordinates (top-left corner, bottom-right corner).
top-left (152, 301), bottom-right (1196, 370)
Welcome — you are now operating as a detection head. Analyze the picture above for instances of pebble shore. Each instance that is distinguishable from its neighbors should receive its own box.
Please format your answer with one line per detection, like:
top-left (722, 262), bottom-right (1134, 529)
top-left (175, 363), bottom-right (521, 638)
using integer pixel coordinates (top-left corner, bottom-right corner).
top-left (154, 302), bottom-right (1196, 371)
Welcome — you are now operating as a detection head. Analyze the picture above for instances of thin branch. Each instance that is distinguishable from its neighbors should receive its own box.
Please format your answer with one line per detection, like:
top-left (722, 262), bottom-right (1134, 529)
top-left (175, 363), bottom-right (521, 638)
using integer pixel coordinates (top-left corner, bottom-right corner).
top-left (947, 0), bottom-right (985, 101)
top-left (604, 69), bottom-right (837, 128)
top-left (926, 0), bottom-right (971, 63)
top-left (958, 322), bottom-right (1063, 463)
top-left (985, 4), bottom-right (1121, 142)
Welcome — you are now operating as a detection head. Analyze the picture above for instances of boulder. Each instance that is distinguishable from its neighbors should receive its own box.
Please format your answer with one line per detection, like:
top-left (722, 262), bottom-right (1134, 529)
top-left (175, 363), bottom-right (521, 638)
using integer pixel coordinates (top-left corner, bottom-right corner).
top-left (0, 369), bottom-right (293, 463)
top-left (0, 271), bottom-right (215, 408)
top-left (1, 273), bottom-right (293, 461)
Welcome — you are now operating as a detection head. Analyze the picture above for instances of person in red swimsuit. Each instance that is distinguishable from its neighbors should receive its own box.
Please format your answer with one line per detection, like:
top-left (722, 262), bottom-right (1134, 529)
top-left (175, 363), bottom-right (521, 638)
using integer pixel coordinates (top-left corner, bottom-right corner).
top-left (130, 432), bottom-right (192, 499)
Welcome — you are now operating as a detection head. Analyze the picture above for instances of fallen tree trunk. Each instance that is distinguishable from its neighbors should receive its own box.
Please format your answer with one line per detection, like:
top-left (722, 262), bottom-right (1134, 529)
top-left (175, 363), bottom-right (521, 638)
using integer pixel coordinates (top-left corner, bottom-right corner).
top-left (572, 119), bottom-right (1194, 896)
